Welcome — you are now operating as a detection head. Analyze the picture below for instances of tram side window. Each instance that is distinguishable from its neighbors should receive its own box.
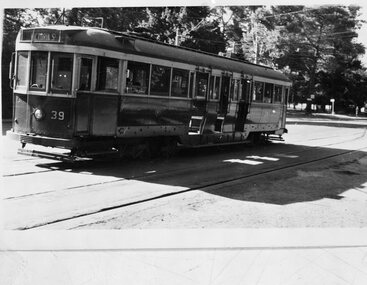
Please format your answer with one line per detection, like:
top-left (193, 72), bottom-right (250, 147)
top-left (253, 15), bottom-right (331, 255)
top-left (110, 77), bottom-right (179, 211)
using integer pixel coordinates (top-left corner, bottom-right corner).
top-left (241, 79), bottom-right (252, 101)
top-left (150, 65), bottom-right (171, 96)
top-left (79, 58), bottom-right (93, 91)
top-left (195, 72), bottom-right (209, 98)
top-left (214, 76), bottom-right (220, 100)
top-left (16, 52), bottom-right (28, 88)
top-left (209, 76), bottom-right (220, 100)
top-left (126, 61), bottom-right (150, 94)
top-left (51, 53), bottom-right (73, 94)
top-left (171, 68), bottom-right (189, 97)
top-left (274, 85), bottom-right (283, 103)
top-left (97, 57), bottom-right (119, 92)
top-left (30, 51), bottom-right (48, 91)
top-left (253, 81), bottom-right (264, 102)
top-left (230, 79), bottom-right (240, 101)
top-left (264, 83), bottom-right (273, 103)
top-left (189, 72), bottom-right (194, 98)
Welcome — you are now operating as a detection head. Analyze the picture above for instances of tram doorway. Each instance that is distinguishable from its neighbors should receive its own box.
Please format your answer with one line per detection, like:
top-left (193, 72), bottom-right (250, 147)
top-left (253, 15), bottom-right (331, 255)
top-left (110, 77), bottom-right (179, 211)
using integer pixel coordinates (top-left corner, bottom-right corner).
top-left (219, 76), bottom-right (230, 115)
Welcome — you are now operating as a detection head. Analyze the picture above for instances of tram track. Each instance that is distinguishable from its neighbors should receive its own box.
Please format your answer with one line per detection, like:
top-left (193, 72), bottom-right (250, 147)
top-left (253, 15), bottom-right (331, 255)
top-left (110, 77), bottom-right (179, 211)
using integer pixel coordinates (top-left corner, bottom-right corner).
top-left (4, 128), bottom-right (366, 202)
top-left (4, 127), bottom-right (365, 179)
top-left (23, 143), bottom-right (367, 230)
top-left (4, 127), bottom-right (367, 230)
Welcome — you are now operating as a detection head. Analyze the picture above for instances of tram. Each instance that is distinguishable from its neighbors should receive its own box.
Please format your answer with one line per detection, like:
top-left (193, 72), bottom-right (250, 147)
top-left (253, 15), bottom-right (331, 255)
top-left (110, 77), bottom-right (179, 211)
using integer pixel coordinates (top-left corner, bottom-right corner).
top-left (7, 25), bottom-right (291, 160)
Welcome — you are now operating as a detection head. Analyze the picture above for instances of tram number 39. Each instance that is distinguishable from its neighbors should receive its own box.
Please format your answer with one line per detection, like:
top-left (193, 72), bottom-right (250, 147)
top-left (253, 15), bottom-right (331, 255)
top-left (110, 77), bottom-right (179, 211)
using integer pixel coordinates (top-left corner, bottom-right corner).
top-left (51, 110), bottom-right (65, 120)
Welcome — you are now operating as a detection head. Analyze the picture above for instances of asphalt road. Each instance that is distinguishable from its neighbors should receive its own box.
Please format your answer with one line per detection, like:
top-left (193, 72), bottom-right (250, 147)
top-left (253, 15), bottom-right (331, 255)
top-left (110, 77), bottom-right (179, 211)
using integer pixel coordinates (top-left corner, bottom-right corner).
top-left (2, 120), bottom-right (367, 230)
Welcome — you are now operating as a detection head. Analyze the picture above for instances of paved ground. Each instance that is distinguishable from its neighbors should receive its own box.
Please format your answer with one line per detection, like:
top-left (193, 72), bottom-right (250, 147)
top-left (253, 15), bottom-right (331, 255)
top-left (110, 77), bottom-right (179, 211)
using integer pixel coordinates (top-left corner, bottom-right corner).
top-left (2, 111), bottom-right (367, 284)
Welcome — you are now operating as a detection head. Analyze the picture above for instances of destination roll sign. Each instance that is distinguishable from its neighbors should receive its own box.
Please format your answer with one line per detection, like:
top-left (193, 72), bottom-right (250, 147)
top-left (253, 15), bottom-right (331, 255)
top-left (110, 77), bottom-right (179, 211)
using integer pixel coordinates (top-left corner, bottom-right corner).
top-left (21, 29), bottom-right (61, 42)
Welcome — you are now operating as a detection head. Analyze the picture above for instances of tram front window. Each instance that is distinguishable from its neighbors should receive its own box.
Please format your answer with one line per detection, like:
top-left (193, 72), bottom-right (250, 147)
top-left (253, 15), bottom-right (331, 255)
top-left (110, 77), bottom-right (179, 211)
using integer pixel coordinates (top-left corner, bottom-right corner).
top-left (51, 53), bottom-right (73, 94)
top-left (30, 51), bottom-right (48, 91)
top-left (16, 52), bottom-right (28, 89)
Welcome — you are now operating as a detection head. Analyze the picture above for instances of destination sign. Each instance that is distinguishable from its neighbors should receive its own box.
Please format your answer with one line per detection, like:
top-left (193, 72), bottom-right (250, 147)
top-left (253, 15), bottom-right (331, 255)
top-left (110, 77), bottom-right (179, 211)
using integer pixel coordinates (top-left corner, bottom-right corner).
top-left (34, 30), bottom-right (60, 42)
top-left (20, 29), bottom-right (61, 42)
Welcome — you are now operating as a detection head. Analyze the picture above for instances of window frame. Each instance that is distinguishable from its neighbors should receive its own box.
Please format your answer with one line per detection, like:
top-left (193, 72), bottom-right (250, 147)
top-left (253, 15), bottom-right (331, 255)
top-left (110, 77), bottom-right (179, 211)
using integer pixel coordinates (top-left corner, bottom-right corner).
top-left (171, 67), bottom-right (190, 98)
top-left (50, 52), bottom-right (74, 95)
top-left (195, 71), bottom-right (209, 99)
top-left (77, 55), bottom-right (95, 92)
top-left (273, 84), bottom-right (283, 103)
top-left (29, 51), bottom-right (49, 92)
top-left (125, 60), bottom-right (151, 95)
top-left (253, 81), bottom-right (264, 102)
top-left (150, 64), bottom-right (171, 97)
top-left (263, 82), bottom-right (274, 103)
top-left (15, 51), bottom-right (30, 91)
top-left (96, 56), bottom-right (120, 93)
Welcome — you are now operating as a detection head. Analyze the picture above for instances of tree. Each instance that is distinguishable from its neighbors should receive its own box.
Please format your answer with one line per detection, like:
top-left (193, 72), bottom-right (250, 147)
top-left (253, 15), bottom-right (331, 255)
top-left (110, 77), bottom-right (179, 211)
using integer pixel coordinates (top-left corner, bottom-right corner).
top-left (274, 5), bottom-right (366, 112)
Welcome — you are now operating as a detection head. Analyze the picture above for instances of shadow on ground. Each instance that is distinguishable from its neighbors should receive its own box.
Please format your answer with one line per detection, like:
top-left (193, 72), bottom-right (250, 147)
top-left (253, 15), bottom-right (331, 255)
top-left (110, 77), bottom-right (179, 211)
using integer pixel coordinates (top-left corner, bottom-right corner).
top-left (34, 141), bottom-right (367, 206)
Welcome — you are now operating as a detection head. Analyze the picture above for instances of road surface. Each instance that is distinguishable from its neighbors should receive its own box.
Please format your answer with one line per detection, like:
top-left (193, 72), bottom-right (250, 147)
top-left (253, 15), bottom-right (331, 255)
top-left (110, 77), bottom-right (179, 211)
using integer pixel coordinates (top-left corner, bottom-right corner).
top-left (2, 120), bottom-right (367, 230)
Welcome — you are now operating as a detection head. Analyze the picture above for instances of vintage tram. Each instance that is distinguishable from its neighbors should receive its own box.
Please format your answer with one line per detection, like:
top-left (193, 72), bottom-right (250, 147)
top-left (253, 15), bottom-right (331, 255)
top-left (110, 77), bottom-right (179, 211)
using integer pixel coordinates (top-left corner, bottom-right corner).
top-left (7, 25), bottom-right (291, 160)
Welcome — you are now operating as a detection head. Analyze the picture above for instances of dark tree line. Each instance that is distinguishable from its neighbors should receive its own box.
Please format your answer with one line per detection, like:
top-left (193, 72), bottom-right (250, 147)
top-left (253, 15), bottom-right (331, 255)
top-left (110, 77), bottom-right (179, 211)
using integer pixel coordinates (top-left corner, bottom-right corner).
top-left (2, 6), bottom-right (367, 118)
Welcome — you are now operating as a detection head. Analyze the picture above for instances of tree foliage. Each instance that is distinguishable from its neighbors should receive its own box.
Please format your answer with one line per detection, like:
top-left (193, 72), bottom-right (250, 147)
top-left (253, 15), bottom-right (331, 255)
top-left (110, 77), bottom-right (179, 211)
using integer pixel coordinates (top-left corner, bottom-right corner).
top-left (273, 6), bottom-right (366, 111)
top-left (2, 5), bottom-right (367, 118)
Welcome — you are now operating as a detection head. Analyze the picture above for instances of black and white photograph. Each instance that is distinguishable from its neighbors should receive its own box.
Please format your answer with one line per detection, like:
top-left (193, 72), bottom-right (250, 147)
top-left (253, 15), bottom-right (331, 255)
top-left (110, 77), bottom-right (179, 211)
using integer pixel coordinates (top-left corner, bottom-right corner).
top-left (2, 1), bottom-right (367, 284)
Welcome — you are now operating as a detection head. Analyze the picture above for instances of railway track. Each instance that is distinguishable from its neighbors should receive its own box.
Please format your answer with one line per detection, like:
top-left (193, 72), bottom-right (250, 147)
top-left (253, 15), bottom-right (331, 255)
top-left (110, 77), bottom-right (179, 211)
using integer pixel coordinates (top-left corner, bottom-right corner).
top-left (3, 126), bottom-right (367, 230)
top-left (20, 145), bottom-right (367, 230)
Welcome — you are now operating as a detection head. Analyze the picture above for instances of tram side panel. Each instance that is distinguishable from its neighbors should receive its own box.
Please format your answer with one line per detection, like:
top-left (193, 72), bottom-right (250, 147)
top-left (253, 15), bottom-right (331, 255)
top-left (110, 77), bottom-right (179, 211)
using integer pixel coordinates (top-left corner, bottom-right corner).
top-left (245, 103), bottom-right (285, 133)
top-left (13, 94), bottom-right (29, 133)
top-left (116, 95), bottom-right (191, 138)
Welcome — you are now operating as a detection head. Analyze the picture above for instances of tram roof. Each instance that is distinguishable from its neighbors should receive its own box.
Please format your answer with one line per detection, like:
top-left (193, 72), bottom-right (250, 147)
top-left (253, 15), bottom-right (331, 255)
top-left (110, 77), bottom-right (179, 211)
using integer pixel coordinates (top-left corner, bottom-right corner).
top-left (19, 25), bottom-right (291, 83)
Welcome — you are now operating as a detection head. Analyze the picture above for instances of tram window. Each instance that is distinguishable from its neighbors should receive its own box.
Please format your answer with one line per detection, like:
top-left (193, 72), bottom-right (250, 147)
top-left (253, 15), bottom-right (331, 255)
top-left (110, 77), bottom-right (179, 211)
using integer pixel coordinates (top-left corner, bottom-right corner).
top-left (230, 79), bottom-right (240, 101)
top-left (230, 79), bottom-right (235, 100)
top-left (195, 72), bottom-right (209, 98)
top-left (209, 76), bottom-right (220, 100)
top-left (264, 83), bottom-right (273, 103)
top-left (51, 53), bottom-right (73, 94)
top-left (214, 76), bottom-right (220, 100)
top-left (209, 76), bottom-right (215, 99)
top-left (189, 72), bottom-right (194, 98)
top-left (241, 79), bottom-right (252, 101)
top-left (253, 81), bottom-right (264, 102)
top-left (79, 58), bottom-right (93, 91)
top-left (30, 51), bottom-right (48, 91)
top-left (150, 65), bottom-right (171, 96)
top-left (171, 68), bottom-right (189, 97)
top-left (274, 85), bottom-right (283, 103)
top-left (126, 61), bottom-right (149, 94)
top-left (97, 57), bottom-right (119, 92)
top-left (285, 87), bottom-right (290, 104)
top-left (16, 52), bottom-right (28, 88)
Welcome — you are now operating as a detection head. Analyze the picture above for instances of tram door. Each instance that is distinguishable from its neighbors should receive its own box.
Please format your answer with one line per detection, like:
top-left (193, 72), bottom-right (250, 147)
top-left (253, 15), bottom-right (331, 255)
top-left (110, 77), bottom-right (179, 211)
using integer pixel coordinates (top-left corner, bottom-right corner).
top-left (75, 57), bottom-right (93, 135)
top-left (219, 76), bottom-right (230, 115)
top-left (75, 56), bottom-right (119, 136)
top-left (235, 79), bottom-right (252, 132)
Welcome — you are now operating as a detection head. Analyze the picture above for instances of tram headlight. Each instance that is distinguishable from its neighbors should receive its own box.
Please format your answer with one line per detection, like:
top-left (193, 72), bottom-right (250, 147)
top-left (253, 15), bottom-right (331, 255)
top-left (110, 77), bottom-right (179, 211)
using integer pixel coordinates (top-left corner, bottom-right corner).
top-left (34, 108), bottom-right (45, 120)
